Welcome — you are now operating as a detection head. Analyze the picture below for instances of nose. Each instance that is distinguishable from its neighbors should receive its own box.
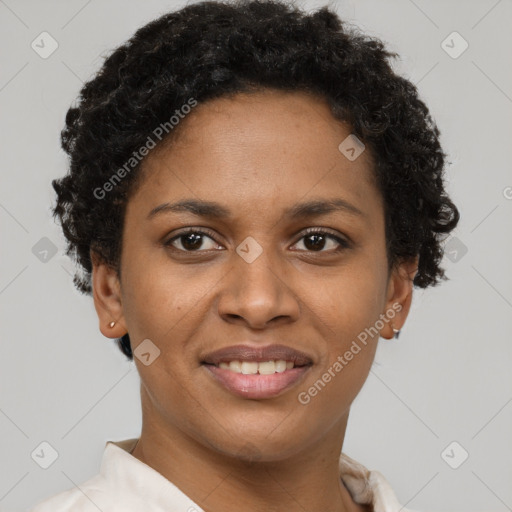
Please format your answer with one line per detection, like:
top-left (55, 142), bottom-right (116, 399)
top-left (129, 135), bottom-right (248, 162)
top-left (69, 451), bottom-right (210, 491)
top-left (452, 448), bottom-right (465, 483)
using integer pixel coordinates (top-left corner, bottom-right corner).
top-left (217, 248), bottom-right (301, 329)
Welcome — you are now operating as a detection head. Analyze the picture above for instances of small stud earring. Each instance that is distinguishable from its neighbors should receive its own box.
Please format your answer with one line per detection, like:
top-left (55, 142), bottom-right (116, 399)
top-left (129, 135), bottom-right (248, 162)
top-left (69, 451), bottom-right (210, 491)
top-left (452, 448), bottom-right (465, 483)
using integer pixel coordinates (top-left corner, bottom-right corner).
top-left (109, 321), bottom-right (116, 328)
top-left (392, 327), bottom-right (400, 339)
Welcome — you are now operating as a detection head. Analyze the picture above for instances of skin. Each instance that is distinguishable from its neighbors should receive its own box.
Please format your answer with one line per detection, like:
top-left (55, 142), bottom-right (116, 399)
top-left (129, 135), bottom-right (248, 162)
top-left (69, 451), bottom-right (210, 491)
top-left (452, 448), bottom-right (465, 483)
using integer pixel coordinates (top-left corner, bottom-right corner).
top-left (91, 89), bottom-right (418, 512)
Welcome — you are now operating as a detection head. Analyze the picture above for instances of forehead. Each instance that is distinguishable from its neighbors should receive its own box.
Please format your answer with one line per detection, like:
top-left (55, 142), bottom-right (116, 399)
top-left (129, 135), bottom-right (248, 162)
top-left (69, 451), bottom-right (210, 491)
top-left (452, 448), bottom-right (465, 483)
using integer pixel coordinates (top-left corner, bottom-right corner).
top-left (130, 89), bottom-right (380, 218)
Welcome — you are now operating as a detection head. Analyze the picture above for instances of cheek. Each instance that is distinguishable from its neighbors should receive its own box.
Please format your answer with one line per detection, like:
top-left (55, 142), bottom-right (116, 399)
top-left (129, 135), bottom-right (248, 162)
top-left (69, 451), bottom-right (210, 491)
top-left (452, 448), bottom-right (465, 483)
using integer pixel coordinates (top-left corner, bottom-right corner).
top-left (300, 261), bottom-right (387, 398)
top-left (306, 261), bottom-right (387, 340)
top-left (295, 341), bottom-right (378, 441)
top-left (295, 282), bottom-right (383, 425)
top-left (120, 243), bottom-right (220, 342)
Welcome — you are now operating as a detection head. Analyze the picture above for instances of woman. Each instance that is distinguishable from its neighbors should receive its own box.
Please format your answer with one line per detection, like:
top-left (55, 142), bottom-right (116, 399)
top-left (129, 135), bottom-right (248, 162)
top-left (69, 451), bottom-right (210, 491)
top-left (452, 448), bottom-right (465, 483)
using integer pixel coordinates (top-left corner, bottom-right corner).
top-left (30, 0), bottom-right (459, 510)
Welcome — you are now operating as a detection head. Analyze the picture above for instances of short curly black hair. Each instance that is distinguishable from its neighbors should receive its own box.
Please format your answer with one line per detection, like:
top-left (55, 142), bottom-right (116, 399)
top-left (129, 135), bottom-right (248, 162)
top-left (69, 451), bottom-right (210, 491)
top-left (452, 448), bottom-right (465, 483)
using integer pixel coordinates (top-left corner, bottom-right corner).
top-left (53, 0), bottom-right (459, 359)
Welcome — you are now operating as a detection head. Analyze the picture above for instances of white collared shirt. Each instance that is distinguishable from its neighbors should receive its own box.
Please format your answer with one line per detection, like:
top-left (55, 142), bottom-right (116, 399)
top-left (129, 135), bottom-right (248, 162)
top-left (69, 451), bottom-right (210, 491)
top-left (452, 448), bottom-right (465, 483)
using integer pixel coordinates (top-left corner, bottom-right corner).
top-left (29, 438), bottom-right (416, 512)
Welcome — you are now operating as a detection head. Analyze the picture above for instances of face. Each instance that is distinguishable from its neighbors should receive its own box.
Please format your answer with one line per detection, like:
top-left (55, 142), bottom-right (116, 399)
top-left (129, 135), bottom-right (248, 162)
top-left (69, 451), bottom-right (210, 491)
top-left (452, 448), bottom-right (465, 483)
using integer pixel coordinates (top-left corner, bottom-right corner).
top-left (93, 89), bottom-right (416, 461)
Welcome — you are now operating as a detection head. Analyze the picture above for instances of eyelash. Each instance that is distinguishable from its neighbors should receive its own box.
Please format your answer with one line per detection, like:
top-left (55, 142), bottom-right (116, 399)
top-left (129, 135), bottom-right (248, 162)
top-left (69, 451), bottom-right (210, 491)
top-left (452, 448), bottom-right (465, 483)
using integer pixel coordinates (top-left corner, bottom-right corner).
top-left (163, 227), bottom-right (350, 254)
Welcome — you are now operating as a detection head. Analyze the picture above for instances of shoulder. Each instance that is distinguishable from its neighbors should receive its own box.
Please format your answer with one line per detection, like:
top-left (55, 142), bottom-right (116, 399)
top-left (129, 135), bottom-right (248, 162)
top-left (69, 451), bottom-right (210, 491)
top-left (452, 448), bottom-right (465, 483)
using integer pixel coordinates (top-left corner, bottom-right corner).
top-left (28, 475), bottom-right (145, 512)
top-left (29, 475), bottom-right (109, 512)
top-left (29, 439), bottom-right (142, 512)
top-left (28, 468), bottom-right (147, 512)
top-left (339, 452), bottom-right (421, 512)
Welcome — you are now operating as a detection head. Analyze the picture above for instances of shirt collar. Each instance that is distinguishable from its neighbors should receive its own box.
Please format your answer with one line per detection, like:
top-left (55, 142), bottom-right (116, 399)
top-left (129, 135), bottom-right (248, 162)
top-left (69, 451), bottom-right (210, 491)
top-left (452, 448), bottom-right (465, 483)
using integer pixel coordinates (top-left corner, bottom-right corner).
top-left (338, 451), bottom-right (410, 511)
top-left (102, 438), bottom-right (409, 512)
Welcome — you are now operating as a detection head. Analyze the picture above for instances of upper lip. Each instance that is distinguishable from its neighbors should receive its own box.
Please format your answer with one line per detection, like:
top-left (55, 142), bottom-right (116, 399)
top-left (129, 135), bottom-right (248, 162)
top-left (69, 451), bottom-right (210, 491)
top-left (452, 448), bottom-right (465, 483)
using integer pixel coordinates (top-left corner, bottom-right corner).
top-left (201, 344), bottom-right (314, 366)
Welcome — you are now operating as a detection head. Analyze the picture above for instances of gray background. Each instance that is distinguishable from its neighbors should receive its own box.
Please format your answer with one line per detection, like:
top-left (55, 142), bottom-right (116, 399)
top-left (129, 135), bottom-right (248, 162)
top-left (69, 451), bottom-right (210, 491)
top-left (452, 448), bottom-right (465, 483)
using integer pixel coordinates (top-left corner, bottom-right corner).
top-left (1, 0), bottom-right (511, 511)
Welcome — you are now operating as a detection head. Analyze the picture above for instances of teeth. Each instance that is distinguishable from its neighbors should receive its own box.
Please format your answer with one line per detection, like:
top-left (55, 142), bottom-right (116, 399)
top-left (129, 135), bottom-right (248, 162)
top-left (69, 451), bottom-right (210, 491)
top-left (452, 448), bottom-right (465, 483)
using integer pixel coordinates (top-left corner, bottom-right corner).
top-left (275, 360), bottom-right (287, 373)
top-left (258, 361), bottom-right (275, 375)
top-left (228, 361), bottom-right (241, 373)
top-left (217, 360), bottom-right (295, 374)
top-left (241, 361), bottom-right (259, 375)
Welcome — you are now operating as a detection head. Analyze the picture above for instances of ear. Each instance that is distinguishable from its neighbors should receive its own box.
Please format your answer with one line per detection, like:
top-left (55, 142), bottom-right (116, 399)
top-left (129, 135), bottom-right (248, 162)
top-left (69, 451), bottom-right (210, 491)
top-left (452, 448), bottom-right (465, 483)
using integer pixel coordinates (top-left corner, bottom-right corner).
top-left (90, 250), bottom-right (127, 339)
top-left (379, 256), bottom-right (419, 340)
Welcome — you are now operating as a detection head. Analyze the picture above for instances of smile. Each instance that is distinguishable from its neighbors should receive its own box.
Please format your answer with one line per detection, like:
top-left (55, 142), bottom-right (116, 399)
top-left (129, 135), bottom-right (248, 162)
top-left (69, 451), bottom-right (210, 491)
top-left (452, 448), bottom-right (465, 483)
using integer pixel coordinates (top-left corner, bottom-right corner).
top-left (217, 360), bottom-right (295, 374)
top-left (202, 361), bottom-right (312, 399)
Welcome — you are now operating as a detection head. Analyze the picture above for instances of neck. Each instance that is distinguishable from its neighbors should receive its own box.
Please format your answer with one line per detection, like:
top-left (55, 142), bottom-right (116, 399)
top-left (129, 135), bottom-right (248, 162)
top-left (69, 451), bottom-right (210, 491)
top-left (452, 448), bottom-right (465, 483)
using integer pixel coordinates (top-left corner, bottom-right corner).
top-left (131, 387), bottom-right (367, 512)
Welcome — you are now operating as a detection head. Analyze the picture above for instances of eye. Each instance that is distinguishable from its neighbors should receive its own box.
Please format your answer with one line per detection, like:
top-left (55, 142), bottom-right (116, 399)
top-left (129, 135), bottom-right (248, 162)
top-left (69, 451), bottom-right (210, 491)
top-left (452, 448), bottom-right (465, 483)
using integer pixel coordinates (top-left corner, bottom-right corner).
top-left (291, 228), bottom-right (350, 253)
top-left (164, 228), bottom-right (223, 252)
top-left (164, 227), bottom-right (350, 254)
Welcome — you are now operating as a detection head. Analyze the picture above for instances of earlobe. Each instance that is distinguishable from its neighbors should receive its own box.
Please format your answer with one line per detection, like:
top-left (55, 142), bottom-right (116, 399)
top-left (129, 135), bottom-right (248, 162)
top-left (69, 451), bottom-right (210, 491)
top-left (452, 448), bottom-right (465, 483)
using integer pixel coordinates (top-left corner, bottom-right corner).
top-left (90, 250), bottom-right (126, 339)
top-left (380, 257), bottom-right (418, 340)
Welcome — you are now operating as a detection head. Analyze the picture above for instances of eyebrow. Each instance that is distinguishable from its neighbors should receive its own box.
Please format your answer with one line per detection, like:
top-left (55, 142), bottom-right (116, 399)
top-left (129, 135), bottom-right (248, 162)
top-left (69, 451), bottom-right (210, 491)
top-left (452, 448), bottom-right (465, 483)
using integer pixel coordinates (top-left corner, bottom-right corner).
top-left (147, 198), bottom-right (365, 220)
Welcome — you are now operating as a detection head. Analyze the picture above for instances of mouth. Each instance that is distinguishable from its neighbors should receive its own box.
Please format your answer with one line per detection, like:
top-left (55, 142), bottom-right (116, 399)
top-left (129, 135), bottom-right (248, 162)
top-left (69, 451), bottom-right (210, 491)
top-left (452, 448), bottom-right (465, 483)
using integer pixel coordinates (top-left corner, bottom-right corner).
top-left (204, 359), bottom-right (307, 374)
top-left (200, 344), bottom-right (314, 399)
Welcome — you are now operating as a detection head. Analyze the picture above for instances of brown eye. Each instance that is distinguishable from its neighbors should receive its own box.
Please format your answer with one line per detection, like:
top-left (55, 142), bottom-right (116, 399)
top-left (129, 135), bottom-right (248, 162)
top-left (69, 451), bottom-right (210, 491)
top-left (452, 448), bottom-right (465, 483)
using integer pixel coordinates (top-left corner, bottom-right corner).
top-left (291, 229), bottom-right (350, 253)
top-left (303, 233), bottom-right (329, 251)
top-left (177, 232), bottom-right (205, 251)
top-left (165, 229), bottom-right (222, 252)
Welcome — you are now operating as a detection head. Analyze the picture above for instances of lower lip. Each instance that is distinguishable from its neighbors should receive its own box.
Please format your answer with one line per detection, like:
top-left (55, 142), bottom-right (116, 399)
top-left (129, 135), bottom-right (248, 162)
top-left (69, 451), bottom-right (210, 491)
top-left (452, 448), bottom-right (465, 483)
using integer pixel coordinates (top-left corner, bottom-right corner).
top-left (203, 364), bottom-right (311, 399)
